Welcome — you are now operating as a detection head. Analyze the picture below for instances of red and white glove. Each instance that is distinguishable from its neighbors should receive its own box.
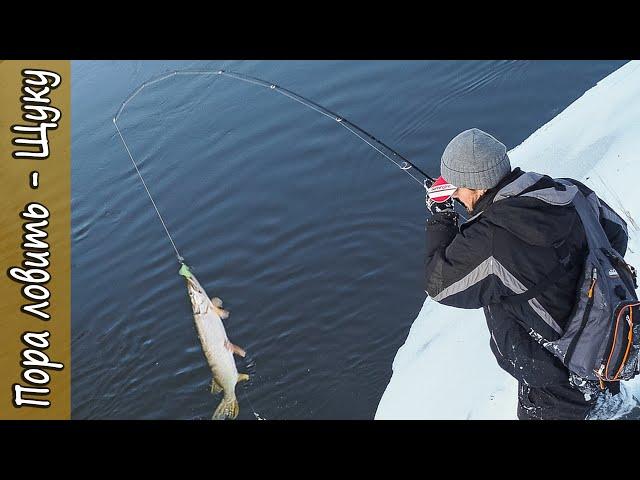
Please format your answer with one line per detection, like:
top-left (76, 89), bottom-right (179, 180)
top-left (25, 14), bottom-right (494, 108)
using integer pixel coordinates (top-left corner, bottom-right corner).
top-left (426, 176), bottom-right (457, 215)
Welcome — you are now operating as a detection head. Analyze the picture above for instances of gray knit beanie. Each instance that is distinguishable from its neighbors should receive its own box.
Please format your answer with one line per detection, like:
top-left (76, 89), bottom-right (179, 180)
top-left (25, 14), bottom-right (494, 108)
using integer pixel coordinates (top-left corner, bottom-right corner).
top-left (440, 128), bottom-right (511, 190)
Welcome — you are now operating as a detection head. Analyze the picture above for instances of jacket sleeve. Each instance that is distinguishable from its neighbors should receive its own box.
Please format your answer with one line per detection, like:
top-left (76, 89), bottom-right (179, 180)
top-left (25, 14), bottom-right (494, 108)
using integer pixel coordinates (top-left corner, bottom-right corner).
top-left (597, 197), bottom-right (628, 257)
top-left (425, 215), bottom-right (512, 309)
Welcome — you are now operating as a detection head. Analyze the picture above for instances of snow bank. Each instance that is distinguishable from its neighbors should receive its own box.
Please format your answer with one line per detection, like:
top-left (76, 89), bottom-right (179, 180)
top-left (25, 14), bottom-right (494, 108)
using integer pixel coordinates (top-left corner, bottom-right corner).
top-left (376, 61), bottom-right (640, 420)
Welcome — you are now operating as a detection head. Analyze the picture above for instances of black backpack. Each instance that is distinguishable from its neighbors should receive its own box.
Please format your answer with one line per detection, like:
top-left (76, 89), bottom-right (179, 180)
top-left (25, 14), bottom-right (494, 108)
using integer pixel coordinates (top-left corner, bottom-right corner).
top-left (543, 183), bottom-right (639, 387)
top-left (500, 179), bottom-right (639, 390)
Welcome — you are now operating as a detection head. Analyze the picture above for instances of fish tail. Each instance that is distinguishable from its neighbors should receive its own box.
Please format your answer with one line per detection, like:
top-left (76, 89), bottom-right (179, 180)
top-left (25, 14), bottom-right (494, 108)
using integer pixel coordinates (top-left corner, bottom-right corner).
top-left (212, 394), bottom-right (239, 420)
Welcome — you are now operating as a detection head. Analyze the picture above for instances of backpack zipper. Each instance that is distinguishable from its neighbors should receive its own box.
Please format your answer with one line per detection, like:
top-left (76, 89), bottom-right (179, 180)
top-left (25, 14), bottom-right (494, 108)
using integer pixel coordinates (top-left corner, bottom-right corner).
top-left (565, 267), bottom-right (597, 365)
top-left (600, 301), bottom-right (639, 382)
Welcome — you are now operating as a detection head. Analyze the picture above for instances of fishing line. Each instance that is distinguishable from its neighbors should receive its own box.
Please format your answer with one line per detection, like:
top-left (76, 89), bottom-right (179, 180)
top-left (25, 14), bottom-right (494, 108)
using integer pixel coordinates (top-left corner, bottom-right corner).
top-left (236, 351), bottom-right (266, 420)
top-left (240, 388), bottom-right (266, 420)
top-left (113, 120), bottom-right (184, 263)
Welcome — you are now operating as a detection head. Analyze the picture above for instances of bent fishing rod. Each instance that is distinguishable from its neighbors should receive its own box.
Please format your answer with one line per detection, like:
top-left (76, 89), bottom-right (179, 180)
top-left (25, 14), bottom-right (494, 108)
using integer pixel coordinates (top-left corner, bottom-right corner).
top-left (113, 69), bottom-right (458, 263)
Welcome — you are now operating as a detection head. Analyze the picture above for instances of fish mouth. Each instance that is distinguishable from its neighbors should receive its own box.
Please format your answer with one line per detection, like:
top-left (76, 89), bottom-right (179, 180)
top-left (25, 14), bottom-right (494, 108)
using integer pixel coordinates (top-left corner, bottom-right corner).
top-left (186, 278), bottom-right (209, 314)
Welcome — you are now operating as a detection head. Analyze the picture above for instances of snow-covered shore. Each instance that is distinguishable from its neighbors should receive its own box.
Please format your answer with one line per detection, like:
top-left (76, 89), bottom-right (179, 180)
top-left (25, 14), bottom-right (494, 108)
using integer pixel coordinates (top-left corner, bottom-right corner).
top-left (376, 61), bottom-right (640, 420)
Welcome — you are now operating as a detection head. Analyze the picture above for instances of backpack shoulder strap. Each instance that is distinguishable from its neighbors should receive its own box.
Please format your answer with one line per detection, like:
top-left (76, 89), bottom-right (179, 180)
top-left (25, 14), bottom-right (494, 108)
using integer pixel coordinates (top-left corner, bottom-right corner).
top-left (568, 185), bottom-right (614, 250)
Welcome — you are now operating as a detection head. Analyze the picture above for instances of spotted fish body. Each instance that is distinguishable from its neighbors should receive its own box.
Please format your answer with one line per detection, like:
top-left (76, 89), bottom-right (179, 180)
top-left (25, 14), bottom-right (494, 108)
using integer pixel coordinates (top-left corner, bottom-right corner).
top-left (179, 265), bottom-right (248, 420)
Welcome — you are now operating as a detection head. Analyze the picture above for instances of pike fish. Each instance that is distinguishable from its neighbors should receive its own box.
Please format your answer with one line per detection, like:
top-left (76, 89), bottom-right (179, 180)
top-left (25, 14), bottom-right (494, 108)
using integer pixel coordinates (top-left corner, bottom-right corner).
top-left (179, 264), bottom-right (249, 420)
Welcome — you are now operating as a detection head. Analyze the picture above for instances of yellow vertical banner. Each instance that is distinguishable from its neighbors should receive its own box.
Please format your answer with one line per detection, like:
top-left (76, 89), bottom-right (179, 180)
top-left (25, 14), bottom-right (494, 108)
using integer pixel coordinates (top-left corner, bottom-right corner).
top-left (0, 60), bottom-right (71, 419)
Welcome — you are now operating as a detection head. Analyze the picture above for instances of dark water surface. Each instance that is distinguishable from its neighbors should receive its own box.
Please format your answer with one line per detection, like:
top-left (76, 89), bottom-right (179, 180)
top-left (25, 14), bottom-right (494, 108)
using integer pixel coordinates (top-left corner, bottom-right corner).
top-left (71, 60), bottom-right (626, 419)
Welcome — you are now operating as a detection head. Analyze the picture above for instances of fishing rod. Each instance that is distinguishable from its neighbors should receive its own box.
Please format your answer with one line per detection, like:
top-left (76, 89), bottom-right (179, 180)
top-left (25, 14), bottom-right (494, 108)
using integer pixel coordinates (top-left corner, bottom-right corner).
top-left (113, 68), bottom-right (457, 262)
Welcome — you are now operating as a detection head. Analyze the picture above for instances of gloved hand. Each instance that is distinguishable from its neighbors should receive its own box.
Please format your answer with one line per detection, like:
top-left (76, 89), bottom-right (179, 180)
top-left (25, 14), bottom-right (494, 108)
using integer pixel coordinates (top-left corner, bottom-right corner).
top-left (425, 198), bottom-right (458, 256)
top-left (426, 194), bottom-right (459, 229)
top-left (426, 194), bottom-right (455, 215)
top-left (425, 176), bottom-right (458, 225)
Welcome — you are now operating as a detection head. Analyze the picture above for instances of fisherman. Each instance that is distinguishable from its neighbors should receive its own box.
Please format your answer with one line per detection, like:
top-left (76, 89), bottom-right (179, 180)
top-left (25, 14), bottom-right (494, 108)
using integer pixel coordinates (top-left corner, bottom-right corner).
top-left (424, 128), bottom-right (629, 420)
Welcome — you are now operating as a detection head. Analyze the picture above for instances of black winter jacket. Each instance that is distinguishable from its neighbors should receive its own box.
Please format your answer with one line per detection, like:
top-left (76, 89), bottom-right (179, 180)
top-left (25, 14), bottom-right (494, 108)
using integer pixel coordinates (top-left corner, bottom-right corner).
top-left (424, 168), bottom-right (629, 387)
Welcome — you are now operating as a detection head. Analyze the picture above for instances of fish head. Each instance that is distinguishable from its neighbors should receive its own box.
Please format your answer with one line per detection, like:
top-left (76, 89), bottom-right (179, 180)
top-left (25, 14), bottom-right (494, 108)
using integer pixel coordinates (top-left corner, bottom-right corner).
top-left (185, 276), bottom-right (209, 315)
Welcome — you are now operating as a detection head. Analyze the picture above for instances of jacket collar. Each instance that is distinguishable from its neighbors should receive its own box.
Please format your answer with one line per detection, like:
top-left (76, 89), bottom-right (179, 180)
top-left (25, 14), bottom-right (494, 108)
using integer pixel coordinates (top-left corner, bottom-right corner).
top-left (464, 168), bottom-right (525, 222)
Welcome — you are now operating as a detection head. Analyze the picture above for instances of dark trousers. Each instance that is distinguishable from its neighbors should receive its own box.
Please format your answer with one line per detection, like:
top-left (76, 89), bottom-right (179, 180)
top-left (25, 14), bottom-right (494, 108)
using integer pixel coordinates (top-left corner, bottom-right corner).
top-left (517, 381), bottom-right (598, 420)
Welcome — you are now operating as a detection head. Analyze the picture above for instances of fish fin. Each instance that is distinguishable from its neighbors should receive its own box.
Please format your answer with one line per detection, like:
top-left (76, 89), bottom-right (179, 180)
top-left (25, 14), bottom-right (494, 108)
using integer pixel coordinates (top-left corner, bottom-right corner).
top-left (232, 344), bottom-right (247, 358)
top-left (225, 340), bottom-right (247, 358)
top-left (211, 297), bottom-right (223, 307)
top-left (210, 379), bottom-right (224, 395)
top-left (212, 395), bottom-right (239, 420)
top-left (238, 373), bottom-right (250, 383)
top-left (213, 305), bottom-right (229, 319)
